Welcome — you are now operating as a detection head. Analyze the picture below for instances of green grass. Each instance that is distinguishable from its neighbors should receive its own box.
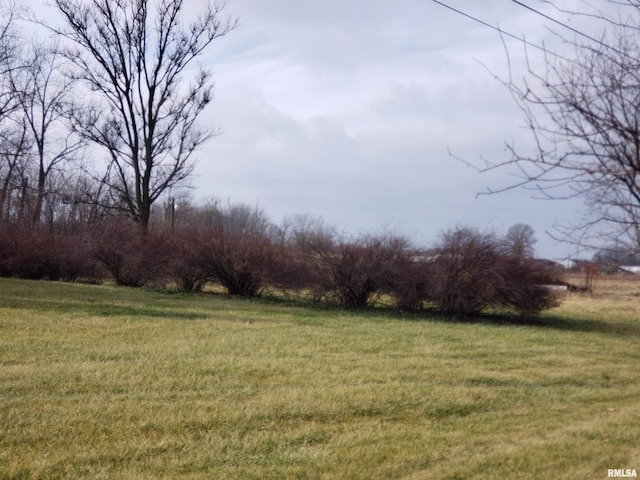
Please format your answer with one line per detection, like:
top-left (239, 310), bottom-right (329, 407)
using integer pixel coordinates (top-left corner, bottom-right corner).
top-left (1, 278), bottom-right (639, 479)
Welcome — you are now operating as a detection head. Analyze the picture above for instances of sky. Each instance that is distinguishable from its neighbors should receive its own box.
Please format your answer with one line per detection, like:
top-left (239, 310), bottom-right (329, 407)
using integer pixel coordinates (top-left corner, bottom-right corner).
top-left (186, 0), bottom-right (609, 260)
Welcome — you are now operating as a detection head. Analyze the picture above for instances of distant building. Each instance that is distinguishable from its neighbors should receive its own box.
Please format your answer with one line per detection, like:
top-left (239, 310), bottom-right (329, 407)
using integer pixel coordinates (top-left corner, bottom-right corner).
top-left (559, 259), bottom-right (597, 273)
top-left (620, 266), bottom-right (640, 275)
top-left (558, 258), bottom-right (640, 275)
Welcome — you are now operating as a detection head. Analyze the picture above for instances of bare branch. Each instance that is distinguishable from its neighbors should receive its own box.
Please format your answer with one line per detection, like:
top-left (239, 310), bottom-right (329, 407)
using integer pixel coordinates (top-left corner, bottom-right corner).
top-left (472, 1), bottom-right (640, 252)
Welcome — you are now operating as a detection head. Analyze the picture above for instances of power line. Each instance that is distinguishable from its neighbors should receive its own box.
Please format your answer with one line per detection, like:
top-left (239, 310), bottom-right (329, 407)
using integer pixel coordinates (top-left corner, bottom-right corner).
top-left (430, 0), bottom-right (573, 63)
top-left (510, 0), bottom-right (630, 59)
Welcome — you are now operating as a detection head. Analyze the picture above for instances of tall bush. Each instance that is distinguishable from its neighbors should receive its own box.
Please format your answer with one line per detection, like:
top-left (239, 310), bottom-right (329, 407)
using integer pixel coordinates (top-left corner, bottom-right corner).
top-left (196, 203), bottom-right (279, 297)
top-left (311, 233), bottom-right (413, 308)
top-left (0, 227), bottom-right (94, 281)
top-left (427, 227), bottom-right (561, 316)
top-left (90, 219), bottom-right (169, 287)
top-left (164, 227), bottom-right (210, 292)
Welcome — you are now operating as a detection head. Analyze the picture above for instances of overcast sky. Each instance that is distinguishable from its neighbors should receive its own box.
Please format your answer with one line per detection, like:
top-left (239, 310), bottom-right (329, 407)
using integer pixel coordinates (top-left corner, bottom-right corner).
top-left (181, 0), bottom-right (605, 259)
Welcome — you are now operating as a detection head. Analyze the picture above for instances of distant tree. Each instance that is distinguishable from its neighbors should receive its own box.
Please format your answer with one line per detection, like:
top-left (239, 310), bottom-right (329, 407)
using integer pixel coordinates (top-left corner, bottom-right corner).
top-left (7, 40), bottom-right (84, 226)
top-left (0, 125), bottom-right (31, 223)
top-left (593, 248), bottom-right (640, 267)
top-left (505, 223), bottom-right (537, 258)
top-left (0, 1), bottom-right (25, 224)
top-left (56, 172), bottom-right (113, 228)
top-left (0, 0), bottom-right (19, 115)
top-left (49, 0), bottom-right (236, 232)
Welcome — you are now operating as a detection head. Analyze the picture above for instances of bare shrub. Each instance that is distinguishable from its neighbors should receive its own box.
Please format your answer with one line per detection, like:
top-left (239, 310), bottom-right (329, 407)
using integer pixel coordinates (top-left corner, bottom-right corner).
top-left (90, 219), bottom-right (169, 287)
top-left (310, 232), bottom-right (413, 308)
top-left (0, 230), bottom-right (11, 277)
top-left (427, 226), bottom-right (561, 317)
top-left (197, 203), bottom-right (278, 297)
top-left (200, 229), bottom-right (272, 297)
top-left (274, 215), bottom-right (336, 295)
top-left (49, 233), bottom-right (96, 282)
top-left (0, 228), bottom-right (63, 280)
top-left (0, 227), bottom-right (94, 281)
top-left (427, 227), bottom-right (503, 316)
top-left (495, 257), bottom-right (563, 315)
top-left (164, 227), bottom-right (209, 292)
top-left (386, 254), bottom-right (432, 312)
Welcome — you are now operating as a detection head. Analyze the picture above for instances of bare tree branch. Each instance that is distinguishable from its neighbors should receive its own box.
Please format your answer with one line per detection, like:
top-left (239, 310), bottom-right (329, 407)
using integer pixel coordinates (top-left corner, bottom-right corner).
top-left (476, 1), bottom-right (640, 252)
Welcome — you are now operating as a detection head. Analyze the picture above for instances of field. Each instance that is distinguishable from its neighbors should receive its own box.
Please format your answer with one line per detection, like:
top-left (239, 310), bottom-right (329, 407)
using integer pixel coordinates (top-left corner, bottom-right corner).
top-left (1, 276), bottom-right (639, 479)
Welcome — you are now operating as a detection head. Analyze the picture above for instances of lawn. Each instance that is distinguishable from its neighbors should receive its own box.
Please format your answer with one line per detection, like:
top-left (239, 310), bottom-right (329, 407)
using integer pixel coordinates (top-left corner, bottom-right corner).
top-left (1, 277), bottom-right (639, 479)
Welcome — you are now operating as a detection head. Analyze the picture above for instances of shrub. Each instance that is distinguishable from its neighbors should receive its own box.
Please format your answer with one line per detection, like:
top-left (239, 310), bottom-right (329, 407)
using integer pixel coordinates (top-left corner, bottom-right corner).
top-left (49, 233), bottom-right (96, 282)
top-left (200, 228), bottom-right (275, 296)
top-left (90, 219), bottom-right (169, 287)
top-left (426, 227), bottom-right (560, 316)
top-left (197, 203), bottom-right (279, 297)
top-left (164, 228), bottom-right (209, 292)
top-left (273, 215), bottom-right (336, 296)
top-left (310, 233), bottom-right (413, 308)
top-left (427, 227), bottom-right (502, 316)
top-left (386, 254), bottom-right (433, 312)
top-left (0, 227), bottom-right (95, 281)
top-left (494, 256), bottom-right (562, 314)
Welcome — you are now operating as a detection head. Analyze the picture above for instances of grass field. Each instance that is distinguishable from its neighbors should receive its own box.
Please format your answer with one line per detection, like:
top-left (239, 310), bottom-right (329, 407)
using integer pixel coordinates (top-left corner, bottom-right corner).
top-left (1, 276), bottom-right (639, 479)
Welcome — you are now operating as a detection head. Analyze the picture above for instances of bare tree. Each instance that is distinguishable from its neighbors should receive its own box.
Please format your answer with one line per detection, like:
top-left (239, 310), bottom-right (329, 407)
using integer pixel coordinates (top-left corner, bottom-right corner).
top-left (8, 40), bottom-right (84, 226)
top-left (478, 2), bottom-right (640, 253)
top-left (0, 0), bottom-right (24, 224)
top-left (505, 223), bottom-right (537, 258)
top-left (48, 0), bottom-right (236, 232)
top-left (0, 0), bottom-right (20, 116)
top-left (0, 125), bottom-right (31, 223)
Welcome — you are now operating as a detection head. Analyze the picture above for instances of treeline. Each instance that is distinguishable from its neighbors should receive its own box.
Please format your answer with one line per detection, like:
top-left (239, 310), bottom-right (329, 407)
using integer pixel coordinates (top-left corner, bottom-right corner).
top-left (0, 200), bottom-right (563, 317)
top-left (0, 1), bottom-right (563, 317)
top-left (0, 1), bottom-right (237, 234)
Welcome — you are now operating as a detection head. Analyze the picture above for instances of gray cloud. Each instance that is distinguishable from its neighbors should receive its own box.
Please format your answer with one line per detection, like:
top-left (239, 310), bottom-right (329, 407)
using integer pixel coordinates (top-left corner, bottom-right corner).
top-left (192, 1), bottom-right (604, 258)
